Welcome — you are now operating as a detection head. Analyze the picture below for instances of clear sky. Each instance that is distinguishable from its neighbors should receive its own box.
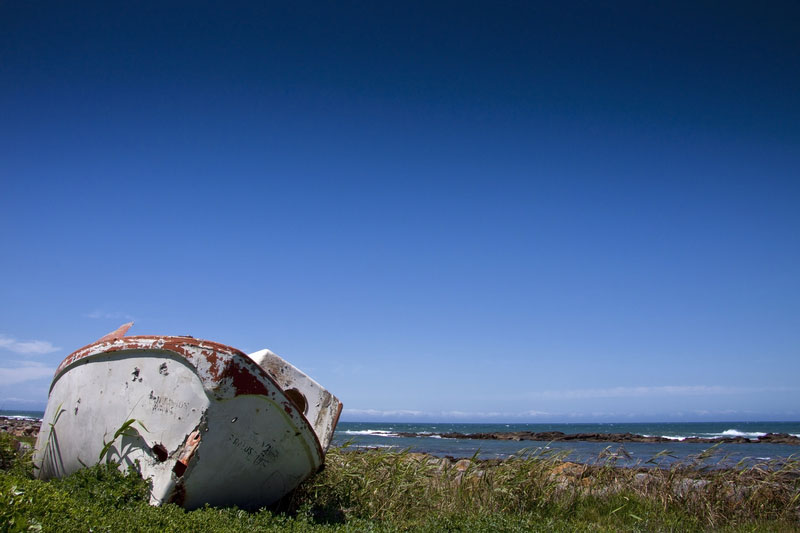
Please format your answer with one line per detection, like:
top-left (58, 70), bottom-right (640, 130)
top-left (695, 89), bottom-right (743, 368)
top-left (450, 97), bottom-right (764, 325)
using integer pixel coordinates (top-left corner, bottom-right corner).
top-left (1, 1), bottom-right (798, 422)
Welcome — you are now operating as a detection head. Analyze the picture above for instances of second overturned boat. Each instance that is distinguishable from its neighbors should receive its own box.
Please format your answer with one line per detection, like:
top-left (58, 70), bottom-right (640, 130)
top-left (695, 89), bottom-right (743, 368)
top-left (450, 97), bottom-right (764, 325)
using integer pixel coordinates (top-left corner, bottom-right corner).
top-left (33, 323), bottom-right (342, 509)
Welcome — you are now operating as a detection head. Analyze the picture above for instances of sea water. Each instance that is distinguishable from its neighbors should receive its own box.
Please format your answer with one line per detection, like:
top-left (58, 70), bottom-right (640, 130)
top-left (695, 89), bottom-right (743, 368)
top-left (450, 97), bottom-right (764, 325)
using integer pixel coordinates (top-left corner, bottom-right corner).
top-left (0, 410), bottom-right (45, 421)
top-left (333, 421), bottom-right (800, 468)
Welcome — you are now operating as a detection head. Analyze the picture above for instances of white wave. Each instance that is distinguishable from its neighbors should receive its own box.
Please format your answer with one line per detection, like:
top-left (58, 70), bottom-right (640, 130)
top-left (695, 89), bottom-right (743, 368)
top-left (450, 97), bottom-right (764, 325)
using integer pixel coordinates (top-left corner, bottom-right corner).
top-left (1, 415), bottom-right (41, 421)
top-left (718, 429), bottom-right (766, 438)
top-left (343, 429), bottom-right (400, 438)
top-left (661, 435), bottom-right (688, 441)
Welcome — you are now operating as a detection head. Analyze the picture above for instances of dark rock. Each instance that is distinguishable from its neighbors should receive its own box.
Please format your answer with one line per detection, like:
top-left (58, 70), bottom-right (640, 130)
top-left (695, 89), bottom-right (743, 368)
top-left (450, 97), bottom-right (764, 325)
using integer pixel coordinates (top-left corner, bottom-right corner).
top-left (386, 427), bottom-right (800, 445)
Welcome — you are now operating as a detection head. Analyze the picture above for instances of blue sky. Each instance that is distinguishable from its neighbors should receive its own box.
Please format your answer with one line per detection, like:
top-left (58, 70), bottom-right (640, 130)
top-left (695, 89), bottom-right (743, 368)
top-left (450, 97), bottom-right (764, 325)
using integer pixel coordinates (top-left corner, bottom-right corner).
top-left (1, 1), bottom-right (798, 422)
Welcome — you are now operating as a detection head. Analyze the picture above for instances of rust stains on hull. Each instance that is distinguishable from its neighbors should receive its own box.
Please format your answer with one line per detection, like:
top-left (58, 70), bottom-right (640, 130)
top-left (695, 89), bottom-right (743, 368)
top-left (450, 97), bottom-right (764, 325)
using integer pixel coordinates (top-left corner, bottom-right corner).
top-left (53, 336), bottom-right (323, 460)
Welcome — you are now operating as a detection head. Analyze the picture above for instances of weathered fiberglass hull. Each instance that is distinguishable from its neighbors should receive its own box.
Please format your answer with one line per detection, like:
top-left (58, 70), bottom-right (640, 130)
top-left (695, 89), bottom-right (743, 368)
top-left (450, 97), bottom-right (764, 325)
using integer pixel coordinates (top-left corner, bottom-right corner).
top-left (33, 324), bottom-right (342, 509)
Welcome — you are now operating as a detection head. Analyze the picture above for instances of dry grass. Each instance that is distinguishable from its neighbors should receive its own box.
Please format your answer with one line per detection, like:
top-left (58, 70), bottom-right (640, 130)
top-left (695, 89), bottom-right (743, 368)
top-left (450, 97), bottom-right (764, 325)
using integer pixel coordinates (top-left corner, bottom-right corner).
top-left (285, 444), bottom-right (800, 530)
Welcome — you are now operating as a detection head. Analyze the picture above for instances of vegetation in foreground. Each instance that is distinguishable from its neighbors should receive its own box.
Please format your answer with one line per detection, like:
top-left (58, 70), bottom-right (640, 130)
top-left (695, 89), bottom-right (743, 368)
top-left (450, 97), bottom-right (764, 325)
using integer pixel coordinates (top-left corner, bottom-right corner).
top-left (1, 433), bottom-right (798, 532)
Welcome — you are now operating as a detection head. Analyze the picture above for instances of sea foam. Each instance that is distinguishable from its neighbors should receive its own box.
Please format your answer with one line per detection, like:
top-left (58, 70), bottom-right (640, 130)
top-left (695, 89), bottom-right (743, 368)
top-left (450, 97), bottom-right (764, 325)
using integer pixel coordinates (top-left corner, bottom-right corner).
top-left (718, 429), bottom-right (767, 438)
top-left (343, 429), bottom-right (400, 438)
top-left (661, 435), bottom-right (689, 441)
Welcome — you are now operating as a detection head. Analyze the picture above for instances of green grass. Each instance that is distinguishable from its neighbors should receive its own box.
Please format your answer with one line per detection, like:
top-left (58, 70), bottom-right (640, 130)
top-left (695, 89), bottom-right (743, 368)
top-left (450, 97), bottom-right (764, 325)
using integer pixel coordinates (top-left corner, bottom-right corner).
top-left (1, 433), bottom-right (798, 532)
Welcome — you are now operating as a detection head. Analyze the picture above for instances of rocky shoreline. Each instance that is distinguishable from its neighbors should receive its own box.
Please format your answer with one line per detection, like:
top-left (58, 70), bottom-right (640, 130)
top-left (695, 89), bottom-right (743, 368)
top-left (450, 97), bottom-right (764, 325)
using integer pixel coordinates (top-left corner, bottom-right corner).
top-left (1, 416), bottom-right (41, 455)
top-left (0, 416), bottom-right (41, 440)
top-left (393, 430), bottom-right (800, 445)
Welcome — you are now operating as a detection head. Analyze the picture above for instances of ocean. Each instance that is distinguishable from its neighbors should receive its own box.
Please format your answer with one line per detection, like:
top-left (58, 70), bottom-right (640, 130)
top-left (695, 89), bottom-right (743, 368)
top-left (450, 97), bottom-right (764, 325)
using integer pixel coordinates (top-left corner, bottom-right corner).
top-left (5, 411), bottom-right (798, 468)
top-left (0, 410), bottom-right (46, 421)
top-left (333, 421), bottom-right (800, 468)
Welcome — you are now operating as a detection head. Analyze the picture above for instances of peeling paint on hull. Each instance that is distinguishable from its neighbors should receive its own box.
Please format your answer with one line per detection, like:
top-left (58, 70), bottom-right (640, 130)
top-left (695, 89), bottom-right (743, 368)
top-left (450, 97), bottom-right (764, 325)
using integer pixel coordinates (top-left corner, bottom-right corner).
top-left (33, 325), bottom-right (342, 510)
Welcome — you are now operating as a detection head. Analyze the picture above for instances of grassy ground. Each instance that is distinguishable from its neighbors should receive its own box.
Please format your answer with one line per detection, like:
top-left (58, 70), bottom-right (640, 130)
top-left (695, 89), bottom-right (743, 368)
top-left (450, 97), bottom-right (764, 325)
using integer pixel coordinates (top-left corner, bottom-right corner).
top-left (1, 433), bottom-right (798, 532)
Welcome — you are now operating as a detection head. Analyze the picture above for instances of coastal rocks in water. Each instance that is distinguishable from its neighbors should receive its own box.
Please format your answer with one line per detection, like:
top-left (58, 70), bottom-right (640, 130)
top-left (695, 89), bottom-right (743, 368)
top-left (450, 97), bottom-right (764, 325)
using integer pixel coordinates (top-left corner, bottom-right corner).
top-left (394, 429), bottom-right (800, 445)
top-left (752, 433), bottom-right (800, 444)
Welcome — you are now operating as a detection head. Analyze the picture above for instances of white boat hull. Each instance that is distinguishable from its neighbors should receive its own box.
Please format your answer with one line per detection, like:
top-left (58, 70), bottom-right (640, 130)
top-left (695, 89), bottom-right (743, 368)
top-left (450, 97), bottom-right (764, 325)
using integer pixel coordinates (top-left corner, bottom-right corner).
top-left (34, 327), bottom-right (341, 509)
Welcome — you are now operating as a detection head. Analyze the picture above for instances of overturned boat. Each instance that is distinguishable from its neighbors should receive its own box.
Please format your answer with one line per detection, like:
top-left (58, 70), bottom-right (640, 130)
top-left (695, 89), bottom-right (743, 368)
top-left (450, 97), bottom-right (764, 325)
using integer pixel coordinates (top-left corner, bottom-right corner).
top-left (33, 323), bottom-right (342, 509)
